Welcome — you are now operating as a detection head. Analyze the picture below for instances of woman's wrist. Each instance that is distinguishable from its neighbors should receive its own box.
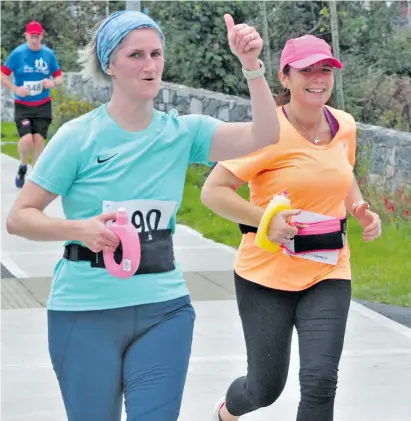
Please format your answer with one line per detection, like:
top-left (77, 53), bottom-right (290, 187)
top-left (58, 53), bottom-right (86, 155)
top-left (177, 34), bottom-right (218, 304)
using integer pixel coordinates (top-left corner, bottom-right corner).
top-left (65, 219), bottom-right (86, 242)
top-left (352, 200), bottom-right (370, 217)
top-left (241, 59), bottom-right (261, 71)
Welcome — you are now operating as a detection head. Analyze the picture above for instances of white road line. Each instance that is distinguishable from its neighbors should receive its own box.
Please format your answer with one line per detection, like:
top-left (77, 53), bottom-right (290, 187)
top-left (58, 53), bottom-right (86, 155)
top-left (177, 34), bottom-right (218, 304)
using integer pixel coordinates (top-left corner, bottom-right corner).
top-left (1, 254), bottom-right (29, 278)
top-left (350, 301), bottom-right (411, 340)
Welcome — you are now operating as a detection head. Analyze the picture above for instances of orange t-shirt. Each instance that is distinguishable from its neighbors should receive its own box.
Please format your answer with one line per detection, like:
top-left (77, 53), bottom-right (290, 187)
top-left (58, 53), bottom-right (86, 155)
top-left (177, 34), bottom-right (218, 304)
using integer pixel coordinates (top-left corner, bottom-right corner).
top-left (220, 105), bottom-right (357, 291)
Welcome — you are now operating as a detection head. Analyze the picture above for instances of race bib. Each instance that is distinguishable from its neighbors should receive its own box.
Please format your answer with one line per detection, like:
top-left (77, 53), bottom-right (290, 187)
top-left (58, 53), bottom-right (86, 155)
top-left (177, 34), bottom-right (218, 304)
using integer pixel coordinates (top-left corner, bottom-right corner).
top-left (23, 80), bottom-right (43, 96)
top-left (102, 199), bottom-right (177, 233)
top-left (282, 210), bottom-right (344, 266)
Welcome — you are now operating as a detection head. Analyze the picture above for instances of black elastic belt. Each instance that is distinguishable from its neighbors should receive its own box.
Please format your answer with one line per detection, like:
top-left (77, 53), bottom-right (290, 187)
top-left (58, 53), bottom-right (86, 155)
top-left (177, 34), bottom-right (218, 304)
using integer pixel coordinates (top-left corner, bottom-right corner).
top-left (63, 229), bottom-right (175, 275)
top-left (239, 218), bottom-right (347, 253)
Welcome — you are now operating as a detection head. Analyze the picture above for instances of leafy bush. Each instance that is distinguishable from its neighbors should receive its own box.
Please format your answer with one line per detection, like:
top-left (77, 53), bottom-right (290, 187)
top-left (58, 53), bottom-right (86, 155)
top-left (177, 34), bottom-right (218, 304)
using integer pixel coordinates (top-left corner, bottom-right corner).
top-left (344, 64), bottom-right (411, 132)
top-left (49, 89), bottom-right (96, 137)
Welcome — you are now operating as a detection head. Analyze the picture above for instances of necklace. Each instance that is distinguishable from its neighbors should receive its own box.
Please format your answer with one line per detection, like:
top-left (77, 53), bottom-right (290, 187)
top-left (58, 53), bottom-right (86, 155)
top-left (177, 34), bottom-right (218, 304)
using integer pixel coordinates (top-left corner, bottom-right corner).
top-left (287, 106), bottom-right (322, 144)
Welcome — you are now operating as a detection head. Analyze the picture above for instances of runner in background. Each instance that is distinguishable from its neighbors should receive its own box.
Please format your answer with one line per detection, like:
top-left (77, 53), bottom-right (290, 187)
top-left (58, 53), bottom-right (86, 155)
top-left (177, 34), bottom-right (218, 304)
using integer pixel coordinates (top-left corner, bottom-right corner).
top-left (1, 20), bottom-right (63, 188)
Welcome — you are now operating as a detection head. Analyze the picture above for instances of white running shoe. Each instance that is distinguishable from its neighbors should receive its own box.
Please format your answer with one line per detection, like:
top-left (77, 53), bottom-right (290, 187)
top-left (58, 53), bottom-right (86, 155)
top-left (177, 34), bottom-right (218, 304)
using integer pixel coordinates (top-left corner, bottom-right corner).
top-left (211, 397), bottom-right (226, 421)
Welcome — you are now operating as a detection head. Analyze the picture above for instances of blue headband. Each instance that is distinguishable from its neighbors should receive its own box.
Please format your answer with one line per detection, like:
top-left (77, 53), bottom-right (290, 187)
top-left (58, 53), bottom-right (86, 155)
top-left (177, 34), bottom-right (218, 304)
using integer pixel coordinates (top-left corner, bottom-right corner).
top-left (96, 10), bottom-right (165, 73)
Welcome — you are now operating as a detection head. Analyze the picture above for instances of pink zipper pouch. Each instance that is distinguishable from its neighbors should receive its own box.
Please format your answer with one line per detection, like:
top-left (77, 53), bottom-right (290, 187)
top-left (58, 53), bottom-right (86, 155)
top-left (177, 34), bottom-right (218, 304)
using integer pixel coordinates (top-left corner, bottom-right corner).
top-left (282, 217), bottom-right (347, 255)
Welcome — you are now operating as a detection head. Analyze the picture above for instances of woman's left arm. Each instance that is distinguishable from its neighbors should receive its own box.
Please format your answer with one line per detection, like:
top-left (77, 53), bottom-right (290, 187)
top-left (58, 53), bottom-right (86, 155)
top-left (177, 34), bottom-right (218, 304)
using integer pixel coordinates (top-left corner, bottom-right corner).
top-left (345, 177), bottom-right (366, 216)
top-left (345, 177), bottom-right (382, 242)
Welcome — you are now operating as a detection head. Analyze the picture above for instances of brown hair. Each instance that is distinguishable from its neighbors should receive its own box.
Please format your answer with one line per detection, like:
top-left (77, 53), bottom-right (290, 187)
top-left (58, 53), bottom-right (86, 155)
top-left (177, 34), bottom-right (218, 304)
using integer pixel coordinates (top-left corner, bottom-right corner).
top-left (274, 65), bottom-right (291, 106)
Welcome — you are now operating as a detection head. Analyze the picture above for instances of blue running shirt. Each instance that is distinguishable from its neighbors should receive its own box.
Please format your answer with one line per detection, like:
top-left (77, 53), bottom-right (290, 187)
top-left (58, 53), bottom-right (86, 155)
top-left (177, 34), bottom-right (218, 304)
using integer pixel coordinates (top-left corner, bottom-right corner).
top-left (1, 44), bottom-right (61, 105)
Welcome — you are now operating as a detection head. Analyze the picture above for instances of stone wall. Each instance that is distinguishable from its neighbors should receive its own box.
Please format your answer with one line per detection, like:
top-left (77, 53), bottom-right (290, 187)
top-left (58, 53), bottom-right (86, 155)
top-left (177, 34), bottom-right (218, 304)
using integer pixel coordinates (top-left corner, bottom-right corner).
top-left (355, 123), bottom-right (411, 192)
top-left (2, 71), bottom-right (410, 192)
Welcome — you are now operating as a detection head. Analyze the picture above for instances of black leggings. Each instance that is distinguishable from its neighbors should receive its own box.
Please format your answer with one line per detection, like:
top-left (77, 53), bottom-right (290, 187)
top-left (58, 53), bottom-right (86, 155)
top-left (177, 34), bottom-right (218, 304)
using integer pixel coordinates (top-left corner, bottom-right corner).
top-left (225, 272), bottom-right (351, 421)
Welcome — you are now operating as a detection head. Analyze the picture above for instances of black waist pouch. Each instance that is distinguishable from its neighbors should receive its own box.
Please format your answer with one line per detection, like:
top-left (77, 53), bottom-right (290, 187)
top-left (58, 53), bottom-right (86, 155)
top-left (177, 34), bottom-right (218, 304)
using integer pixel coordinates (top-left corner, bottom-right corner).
top-left (63, 229), bottom-right (175, 275)
top-left (239, 219), bottom-right (347, 253)
top-left (293, 231), bottom-right (345, 253)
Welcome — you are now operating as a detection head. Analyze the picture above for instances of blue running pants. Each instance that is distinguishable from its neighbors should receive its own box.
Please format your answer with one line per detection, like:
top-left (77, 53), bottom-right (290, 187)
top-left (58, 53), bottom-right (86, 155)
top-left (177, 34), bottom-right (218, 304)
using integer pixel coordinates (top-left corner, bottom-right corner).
top-left (48, 295), bottom-right (195, 421)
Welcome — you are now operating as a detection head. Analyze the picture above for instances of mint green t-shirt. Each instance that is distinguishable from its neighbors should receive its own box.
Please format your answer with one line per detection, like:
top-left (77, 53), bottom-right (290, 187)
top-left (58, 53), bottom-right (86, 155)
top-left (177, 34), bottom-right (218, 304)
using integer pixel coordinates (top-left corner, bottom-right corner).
top-left (29, 104), bottom-right (222, 311)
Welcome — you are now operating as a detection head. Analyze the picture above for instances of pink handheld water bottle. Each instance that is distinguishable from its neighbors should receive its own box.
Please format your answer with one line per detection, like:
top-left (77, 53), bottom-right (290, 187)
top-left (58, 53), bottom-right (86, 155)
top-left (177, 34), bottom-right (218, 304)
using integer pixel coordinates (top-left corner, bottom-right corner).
top-left (103, 208), bottom-right (141, 279)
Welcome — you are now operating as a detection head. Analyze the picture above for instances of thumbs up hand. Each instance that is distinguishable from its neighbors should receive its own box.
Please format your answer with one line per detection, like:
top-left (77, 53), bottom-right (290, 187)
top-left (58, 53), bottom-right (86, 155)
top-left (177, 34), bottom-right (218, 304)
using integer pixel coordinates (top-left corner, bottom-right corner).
top-left (224, 13), bottom-right (263, 70)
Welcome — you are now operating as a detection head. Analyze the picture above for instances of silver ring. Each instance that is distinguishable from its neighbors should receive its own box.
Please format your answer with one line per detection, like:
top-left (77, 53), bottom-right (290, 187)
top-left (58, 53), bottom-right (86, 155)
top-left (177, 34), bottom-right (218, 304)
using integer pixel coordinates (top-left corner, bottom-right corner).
top-left (105, 246), bottom-right (108, 252)
top-left (286, 234), bottom-right (293, 240)
top-left (249, 33), bottom-right (254, 41)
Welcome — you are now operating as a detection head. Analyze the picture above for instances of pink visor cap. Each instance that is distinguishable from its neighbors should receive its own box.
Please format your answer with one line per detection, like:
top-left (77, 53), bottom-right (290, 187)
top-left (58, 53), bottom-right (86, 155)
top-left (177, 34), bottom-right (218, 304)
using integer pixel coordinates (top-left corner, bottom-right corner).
top-left (280, 35), bottom-right (343, 72)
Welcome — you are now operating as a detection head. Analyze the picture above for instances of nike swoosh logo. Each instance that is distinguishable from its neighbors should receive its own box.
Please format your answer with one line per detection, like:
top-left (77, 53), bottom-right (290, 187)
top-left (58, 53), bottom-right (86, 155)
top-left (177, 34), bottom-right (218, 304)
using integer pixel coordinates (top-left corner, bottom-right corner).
top-left (97, 153), bottom-right (118, 164)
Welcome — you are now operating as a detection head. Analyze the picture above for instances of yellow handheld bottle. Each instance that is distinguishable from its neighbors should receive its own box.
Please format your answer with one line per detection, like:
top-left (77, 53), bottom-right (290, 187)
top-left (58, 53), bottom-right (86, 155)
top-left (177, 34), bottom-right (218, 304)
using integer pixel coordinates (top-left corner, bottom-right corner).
top-left (255, 191), bottom-right (292, 253)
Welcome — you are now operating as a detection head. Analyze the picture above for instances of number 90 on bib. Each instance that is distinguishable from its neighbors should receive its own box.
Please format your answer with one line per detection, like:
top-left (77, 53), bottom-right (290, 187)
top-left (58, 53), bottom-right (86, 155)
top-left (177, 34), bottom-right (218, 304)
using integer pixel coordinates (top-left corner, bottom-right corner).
top-left (102, 199), bottom-right (177, 233)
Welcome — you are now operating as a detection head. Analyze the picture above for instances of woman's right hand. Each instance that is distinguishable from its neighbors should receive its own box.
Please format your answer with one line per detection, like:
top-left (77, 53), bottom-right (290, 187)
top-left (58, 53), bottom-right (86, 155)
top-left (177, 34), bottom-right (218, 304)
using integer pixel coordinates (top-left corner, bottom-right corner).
top-left (267, 209), bottom-right (302, 245)
top-left (78, 212), bottom-right (120, 253)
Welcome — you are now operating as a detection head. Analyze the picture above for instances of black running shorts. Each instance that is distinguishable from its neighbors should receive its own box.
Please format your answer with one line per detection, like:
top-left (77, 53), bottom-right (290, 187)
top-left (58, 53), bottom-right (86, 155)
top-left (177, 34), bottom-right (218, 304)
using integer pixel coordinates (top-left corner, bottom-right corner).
top-left (14, 101), bottom-right (52, 139)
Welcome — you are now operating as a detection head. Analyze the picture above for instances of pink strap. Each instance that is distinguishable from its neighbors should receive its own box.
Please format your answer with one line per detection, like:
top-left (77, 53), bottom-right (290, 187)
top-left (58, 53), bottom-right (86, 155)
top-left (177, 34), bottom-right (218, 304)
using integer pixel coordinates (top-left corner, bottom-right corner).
top-left (292, 218), bottom-right (344, 236)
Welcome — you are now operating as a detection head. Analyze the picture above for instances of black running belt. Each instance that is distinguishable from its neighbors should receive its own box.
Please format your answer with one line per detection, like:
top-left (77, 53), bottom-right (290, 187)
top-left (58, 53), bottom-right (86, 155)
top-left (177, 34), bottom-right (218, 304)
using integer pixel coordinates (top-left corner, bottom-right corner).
top-left (63, 229), bottom-right (175, 275)
top-left (239, 218), bottom-right (347, 253)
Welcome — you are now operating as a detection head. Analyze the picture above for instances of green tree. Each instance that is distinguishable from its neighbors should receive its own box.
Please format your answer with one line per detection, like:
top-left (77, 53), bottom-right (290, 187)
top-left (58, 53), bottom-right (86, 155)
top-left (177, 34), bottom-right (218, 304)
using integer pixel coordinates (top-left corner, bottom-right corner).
top-left (1, 0), bottom-right (409, 130)
top-left (1, 1), bottom-right (76, 64)
top-left (0, 0), bottom-right (125, 71)
top-left (145, 0), bottom-right (258, 96)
